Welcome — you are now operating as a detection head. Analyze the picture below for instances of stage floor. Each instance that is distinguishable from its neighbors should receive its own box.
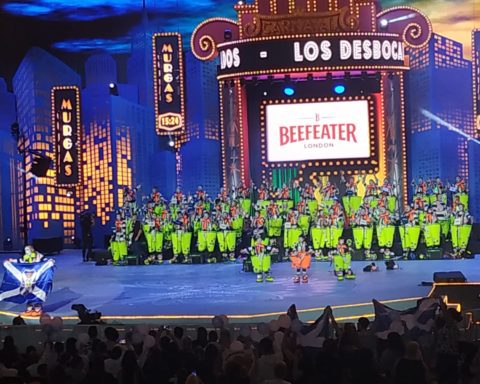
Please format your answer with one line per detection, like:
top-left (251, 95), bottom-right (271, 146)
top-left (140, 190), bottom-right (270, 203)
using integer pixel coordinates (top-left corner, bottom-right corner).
top-left (0, 251), bottom-right (479, 324)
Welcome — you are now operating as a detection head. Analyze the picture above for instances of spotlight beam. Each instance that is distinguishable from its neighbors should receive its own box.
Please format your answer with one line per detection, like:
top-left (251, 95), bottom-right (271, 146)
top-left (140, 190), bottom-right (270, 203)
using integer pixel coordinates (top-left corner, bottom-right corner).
top-left (420, 109), bottom-right (480, 145)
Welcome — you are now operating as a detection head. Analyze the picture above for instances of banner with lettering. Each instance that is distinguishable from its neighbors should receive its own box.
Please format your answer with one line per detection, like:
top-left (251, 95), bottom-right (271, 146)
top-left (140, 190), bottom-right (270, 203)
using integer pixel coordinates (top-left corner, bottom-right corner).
top-left (52, 86), bottom-right (81, 186)
top-left (153, 32), bottom-right (185, 135)
top-left (265, 100), bottom-right (371, 162)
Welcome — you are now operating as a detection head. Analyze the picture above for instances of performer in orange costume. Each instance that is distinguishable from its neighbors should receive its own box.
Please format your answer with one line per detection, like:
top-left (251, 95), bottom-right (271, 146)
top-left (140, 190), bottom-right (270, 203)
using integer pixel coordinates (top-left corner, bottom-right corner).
top-left (289, 238), bottom-right (312, 284)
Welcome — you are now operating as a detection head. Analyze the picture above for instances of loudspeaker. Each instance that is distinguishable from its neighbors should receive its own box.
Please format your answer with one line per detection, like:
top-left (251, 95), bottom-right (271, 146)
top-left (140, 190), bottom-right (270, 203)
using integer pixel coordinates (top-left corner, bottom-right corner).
top-left (191, 253), bottom-right (204, 264)
top-left (94, 249), bottom-right (111, 266)
top-left (433, 271), bottom-right (467, 283)
top-left (426, 247), bottom-right (443, 260)
top-left (32, 237), bottom-right (63, 254)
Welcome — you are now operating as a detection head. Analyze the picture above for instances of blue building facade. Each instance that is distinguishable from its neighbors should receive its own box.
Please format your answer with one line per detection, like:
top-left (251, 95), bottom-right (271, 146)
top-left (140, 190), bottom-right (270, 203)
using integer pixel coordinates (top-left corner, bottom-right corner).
top-left (0, 78), bottom-right (20, 249)
top-left (12, 48), bottom-right (81, 244)
top-left (178, 51), bottom-right (221, 196)
top-left (468, 29), bottom-right (480, 220)
top-left (81, 53), bottom-right (158, 246)
top-left (406, 33), bottom-right (474, 201)
top-left (127, 17), bottom-right (177, 197)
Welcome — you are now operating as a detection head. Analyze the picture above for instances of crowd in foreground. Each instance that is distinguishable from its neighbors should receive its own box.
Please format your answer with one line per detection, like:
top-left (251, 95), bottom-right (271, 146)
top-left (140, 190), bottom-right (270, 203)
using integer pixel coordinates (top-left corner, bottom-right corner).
top-left (0, 304), bottom-right (479, 384)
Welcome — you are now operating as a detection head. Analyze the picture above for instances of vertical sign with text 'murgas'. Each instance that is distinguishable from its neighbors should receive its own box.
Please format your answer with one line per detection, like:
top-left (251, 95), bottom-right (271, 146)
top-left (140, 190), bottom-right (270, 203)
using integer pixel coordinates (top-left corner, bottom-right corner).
top-left (153, 32), bottom-right (185, 136)
top-left (51, 86), bottom-right (81, 186)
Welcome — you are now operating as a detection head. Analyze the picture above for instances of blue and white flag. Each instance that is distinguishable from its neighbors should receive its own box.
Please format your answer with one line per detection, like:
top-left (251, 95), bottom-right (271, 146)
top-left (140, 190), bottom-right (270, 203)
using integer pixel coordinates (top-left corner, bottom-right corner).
top-left (373, 298), bottom-right (440, 340)
top-left (297, 306), bottom-right (335, 348)
top-left (0, 260), bottom-right (56, 304)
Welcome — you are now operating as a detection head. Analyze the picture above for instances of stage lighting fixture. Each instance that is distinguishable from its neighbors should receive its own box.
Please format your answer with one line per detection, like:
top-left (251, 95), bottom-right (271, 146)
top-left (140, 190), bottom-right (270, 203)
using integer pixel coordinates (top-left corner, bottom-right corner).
top-left (307, 74), bottom-right (314, 82)
top-left (333, 84), bottom-right (346, 94)
top-left (224, 29), bottom-right (232, 41)
top-left (3, 237), bottom-right (12, 252)
top-left (109, 83), bottom-right (119, 96)
top-left (30, 155), bottom-right (52, 177)
top-left (283, 87), bottom-right (295, 96)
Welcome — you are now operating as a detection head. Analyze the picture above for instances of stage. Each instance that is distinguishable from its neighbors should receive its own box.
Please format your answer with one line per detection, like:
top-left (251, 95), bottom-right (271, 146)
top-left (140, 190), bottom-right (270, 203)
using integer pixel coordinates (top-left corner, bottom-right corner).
top-left (0, 251), bottom-right (478, 325)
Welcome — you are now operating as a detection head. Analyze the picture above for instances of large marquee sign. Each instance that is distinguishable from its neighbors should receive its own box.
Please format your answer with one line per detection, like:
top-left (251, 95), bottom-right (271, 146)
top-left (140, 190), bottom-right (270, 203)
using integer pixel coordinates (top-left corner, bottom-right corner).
top-left (153, 32), bottom-right (185, 135)
top-left (191, 0), bottom-right (432, 196)
top-left (243, 8), bottom-right (359, 38)
top-left (51, 86), bottom-right (81, 186)
top-left (218, 34), bottom-right (407, 78)
top-left (265, 100), bottom-right (371, 162)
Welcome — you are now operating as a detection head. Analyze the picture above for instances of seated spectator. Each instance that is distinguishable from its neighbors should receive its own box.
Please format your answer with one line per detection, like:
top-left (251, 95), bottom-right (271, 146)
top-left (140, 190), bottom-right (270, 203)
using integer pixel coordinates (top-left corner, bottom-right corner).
top-left (119, 350), bottom-right (144, 384)
top-left (0, 336), bottom-right (19, 369)
top-left (104, 346), bottom-right (123, 379)
top-left (219, 360), bottom-right (250, 384)
top-left (208, 330), bottom-right (218, 344)
top-left (349, 348), bottom-right (384, 384)
top-left (357, 317), bottom-right (377, 357)
top-left (87, 326), bottom-right (99, 344)
top-left (66, 355), bottom-right (86, 384)
top-left (256, 338), bottom-right (283, 383)
top-left (81, 357), bottom-right (116, 384)
top-left (174, 326), bottom-right (185, 347)
top-left (11, 316), bottom-right (26, 326)
top-left (263, 361), bottom-right (291, 384)
top-left (379, 332), bottom-right (405, 379)
top-left (104, 327), bottom-right (120, 352)
top-left (193, 327), bottom-right (208, 349)
top-left (393, 341), bottom-right (428, 384)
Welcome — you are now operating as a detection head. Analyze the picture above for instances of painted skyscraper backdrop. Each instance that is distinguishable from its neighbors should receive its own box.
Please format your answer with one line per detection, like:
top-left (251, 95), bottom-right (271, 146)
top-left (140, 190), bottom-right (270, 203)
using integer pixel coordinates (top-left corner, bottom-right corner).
top-left (0, 0), bottom-right (477, 248)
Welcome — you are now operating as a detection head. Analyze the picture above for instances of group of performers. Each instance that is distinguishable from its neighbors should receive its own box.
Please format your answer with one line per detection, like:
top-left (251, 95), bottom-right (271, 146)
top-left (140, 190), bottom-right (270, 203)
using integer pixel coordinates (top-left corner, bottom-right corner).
top-left (109, 173), bottom-right (473, 283)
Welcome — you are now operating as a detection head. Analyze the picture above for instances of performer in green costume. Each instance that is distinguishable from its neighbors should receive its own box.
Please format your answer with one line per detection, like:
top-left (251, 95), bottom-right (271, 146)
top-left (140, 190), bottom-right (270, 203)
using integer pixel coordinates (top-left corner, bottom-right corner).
top-left (217, 213), bottom-right (237, 261)
top-left (197, 213), bottom-right (217, 263)
top-left (375, 207), bottom-right (395, 259)
top-left (171, 212), bottom-right (192, 263)
top-left (283, 210), bottom-right (302, 251)
top-left (451, 204), bottom-right (472, 258)
top-left (110, 213), bottom-right (128, 265)
top-left (352, 207), bottom-right (374, 259)
top-left (247, 235), bottom-right (274, 283)
top-left (332, 239), bottom-right (356, 281)
top-left (422, 209), bottom-right (441, 248)
top-left (340, 171), bottom-right (362, 218)
top-left (399, 205), bottom-right (421, 258)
